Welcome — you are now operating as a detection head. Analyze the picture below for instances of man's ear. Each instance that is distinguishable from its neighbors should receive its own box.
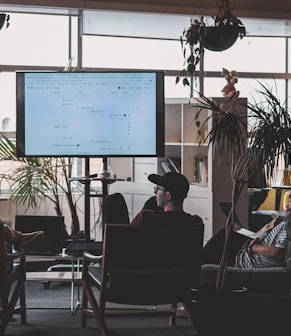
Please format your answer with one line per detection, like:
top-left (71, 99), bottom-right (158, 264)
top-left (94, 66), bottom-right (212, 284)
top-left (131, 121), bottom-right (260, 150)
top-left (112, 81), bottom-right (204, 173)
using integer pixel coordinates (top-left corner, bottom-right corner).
top-left (165, 191), bottom-right (172, 201)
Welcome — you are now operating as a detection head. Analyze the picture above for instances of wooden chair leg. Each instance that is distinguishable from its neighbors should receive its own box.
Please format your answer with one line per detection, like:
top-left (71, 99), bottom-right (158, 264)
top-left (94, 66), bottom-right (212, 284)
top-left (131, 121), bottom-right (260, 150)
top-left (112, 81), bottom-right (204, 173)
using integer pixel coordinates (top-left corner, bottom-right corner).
top-left (19, 283), bottom-right (27, 324)
top-left (82, 279), bottom-right (108, 336)
top-left (0, 320), bottom-right (8, 335)
top-left (0, 289), bottom-right (9, 334)
top-left (0, 223), bottom-right (27, 333)
top-left (81, 280), bottom-right (88, 328)
top-left (0, 309), bottom-right (9, 336)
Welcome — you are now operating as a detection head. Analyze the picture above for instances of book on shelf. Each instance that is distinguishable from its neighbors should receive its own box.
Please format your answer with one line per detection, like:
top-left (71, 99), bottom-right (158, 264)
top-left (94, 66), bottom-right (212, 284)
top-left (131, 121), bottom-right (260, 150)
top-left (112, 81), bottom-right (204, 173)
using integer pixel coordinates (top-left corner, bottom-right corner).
top-left (168, 157), bottom-right (181, 173)
top-left (161, 161), bottom-right (173, 173)
top-left (160, 157), bottom-right (181, 174)
top-left (193, 156), bottom-right (208, 184)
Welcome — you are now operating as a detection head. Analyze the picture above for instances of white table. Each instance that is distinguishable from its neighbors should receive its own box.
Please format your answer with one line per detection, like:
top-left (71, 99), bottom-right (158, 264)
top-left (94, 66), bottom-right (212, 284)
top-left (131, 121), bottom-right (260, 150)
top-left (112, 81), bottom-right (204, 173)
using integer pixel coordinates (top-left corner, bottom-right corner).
top-left (26, 254), bottom-right (82, 314)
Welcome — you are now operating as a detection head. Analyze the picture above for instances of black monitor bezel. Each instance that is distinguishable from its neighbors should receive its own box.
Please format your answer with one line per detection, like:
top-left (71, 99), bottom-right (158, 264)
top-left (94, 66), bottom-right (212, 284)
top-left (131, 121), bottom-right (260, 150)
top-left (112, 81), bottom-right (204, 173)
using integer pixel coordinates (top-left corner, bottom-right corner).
top-left (16, 70), bottom-right (165, 158)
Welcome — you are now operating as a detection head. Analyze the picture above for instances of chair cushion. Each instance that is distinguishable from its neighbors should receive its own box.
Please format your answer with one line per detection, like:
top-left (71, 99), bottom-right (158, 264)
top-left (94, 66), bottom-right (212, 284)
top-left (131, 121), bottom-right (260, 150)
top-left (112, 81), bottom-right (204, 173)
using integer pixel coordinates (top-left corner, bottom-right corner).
top-left (105, 272), bottom-right (192, 305)
top-left (201, 264), bottom-right (290, 295)
top-left (88, 265), bottom-right (193, 305)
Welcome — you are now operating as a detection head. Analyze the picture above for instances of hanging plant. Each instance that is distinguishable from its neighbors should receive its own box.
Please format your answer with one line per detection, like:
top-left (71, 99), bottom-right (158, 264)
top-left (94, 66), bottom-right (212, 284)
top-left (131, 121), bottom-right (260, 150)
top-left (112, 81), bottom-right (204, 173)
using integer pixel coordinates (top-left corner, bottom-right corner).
top-left (176, 17), bottom-right (205, 94)
top-left (204, 0), bottom-right (246, 51)
top-left (0, 13), bottom-right (10, 30)
top-left (176, 0), bottom-right (246, 94)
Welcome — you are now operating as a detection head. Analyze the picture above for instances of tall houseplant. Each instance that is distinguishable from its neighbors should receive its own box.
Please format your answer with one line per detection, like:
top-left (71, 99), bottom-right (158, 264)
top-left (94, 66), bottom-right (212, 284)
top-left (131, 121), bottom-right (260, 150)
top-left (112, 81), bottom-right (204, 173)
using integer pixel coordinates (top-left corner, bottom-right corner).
top-left (195, 81), bottom-right (291, 292)
top-left (0, 135), bottom-right (82, 237)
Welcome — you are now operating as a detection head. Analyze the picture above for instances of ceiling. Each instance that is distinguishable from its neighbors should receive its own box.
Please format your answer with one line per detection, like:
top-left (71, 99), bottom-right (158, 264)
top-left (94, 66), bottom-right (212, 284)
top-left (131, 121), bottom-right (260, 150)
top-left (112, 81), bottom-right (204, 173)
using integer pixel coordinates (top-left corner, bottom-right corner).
top-left (0, 0), bottom-right (291, 20)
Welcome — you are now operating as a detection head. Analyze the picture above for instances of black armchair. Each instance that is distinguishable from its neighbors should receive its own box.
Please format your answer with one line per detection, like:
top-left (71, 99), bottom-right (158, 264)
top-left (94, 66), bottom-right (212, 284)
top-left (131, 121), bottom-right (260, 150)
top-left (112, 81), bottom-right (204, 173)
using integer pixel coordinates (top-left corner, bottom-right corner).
top-left (200, 213), bottom-right (291, 324)
top-left (81, 222), bottom-right (204, 336)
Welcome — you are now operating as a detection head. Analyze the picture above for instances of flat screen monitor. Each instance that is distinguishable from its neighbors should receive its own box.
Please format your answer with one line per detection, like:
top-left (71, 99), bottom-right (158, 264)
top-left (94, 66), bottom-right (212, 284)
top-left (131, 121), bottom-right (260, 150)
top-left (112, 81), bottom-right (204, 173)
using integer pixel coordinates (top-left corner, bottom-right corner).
top-left (16, 71), bottom-right (165, 158)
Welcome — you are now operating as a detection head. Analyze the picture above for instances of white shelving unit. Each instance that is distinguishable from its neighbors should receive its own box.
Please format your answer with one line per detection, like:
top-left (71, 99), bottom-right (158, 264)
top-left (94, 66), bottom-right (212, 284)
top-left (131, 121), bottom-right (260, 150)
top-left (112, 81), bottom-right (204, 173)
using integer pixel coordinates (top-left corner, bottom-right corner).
top-left (161, 98), bottom-right (210, 185)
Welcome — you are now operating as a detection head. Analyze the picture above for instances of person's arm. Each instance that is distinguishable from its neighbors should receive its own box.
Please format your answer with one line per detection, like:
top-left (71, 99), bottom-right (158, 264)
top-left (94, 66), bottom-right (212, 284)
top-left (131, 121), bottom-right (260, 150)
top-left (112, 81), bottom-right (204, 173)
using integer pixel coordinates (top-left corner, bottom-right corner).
top-left (249, 239), bottom-right (286, 260)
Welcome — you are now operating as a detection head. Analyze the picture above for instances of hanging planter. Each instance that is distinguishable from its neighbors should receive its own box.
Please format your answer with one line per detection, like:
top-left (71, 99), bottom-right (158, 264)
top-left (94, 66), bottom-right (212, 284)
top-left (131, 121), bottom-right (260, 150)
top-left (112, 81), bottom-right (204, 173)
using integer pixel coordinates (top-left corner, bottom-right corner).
top-left (203, 24), bottom-right (244, 51)
top-left (204, 0), bottom-right (246, 52)
top-left (176, 0), bottom-right (246, 93)
top-left (0, 13), bottom-right (10, 31)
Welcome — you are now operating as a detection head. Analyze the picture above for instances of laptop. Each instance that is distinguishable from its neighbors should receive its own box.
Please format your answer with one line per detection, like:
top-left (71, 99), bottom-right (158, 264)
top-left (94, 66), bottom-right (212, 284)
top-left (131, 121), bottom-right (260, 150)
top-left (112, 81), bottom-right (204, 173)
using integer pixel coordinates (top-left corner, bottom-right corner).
top-left (15, 215), bottom-right (65, 256)
top-left (65, 240), bottom-right (103, 257)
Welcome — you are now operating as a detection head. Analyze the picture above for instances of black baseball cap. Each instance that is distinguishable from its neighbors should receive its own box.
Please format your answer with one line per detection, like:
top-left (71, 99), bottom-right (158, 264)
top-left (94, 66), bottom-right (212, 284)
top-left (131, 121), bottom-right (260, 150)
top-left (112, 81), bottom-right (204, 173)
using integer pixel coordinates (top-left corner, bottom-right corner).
top-left (148, 172), bottom-right (189, 199)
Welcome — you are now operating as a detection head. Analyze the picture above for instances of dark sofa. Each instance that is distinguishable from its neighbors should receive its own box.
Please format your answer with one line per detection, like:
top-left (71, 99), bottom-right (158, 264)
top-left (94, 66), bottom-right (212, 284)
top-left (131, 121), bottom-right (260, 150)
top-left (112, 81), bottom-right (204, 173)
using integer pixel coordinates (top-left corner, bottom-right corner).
top-left (200, 212), bottom-right (291, 325)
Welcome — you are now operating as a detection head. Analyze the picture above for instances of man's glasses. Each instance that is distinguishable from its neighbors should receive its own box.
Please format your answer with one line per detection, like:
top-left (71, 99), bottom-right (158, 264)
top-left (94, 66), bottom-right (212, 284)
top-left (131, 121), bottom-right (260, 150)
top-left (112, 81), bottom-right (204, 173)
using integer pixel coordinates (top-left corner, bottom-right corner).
top-left (154, 185), bottom-right (167, 194)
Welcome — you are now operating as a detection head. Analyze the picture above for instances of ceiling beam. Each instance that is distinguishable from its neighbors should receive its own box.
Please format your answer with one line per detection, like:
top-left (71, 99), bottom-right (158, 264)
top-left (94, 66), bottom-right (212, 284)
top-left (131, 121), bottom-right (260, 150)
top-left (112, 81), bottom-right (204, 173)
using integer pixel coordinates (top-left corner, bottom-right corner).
top-left (0, 0), bottom-right (291, 20)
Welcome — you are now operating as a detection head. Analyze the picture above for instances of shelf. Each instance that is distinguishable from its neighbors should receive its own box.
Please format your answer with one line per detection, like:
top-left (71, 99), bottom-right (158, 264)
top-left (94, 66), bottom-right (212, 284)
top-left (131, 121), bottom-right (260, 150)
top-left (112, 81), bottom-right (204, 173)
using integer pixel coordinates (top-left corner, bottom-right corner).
top-left (165, 142), bottom-right (209, 146)
top-left (192, 182), bottom-right (208, 187)
top-left (165, 142), bottom-right (182, 146)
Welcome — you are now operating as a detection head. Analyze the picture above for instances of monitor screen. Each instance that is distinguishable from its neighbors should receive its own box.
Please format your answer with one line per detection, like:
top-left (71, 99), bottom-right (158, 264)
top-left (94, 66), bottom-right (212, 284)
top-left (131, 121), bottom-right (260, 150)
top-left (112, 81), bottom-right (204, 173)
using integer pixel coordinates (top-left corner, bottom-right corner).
top-left (16, 71), bottom-right (165, 158)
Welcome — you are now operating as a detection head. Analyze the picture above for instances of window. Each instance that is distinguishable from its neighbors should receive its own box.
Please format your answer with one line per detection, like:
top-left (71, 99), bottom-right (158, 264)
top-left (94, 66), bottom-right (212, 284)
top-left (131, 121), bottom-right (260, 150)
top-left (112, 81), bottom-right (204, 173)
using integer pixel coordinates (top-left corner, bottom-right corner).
top-left (0, 13), bottom-right (71, 66)
top-left (0, 9), bottom-right (291, 187)
top-left (0, 72), bottom-right (16, 132)
top-left (204, 36), bottom-right (286, 73)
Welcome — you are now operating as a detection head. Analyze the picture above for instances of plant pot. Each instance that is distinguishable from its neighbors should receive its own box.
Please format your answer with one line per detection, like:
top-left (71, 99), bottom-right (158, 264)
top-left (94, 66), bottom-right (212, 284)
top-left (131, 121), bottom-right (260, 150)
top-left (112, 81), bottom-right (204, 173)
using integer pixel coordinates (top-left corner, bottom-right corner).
top-left (188, 285), bottom-right (248, 336)
top-left (203, 25), bottom-right (241, 51)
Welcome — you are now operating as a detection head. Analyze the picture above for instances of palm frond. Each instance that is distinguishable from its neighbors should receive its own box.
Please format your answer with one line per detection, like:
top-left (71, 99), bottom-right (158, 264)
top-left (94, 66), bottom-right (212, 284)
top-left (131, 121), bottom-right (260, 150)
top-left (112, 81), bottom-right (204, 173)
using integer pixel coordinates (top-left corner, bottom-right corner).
top-left (194, 92), bottom-right (247, 164)
top-left (247, 82), bottom-right (291, 180)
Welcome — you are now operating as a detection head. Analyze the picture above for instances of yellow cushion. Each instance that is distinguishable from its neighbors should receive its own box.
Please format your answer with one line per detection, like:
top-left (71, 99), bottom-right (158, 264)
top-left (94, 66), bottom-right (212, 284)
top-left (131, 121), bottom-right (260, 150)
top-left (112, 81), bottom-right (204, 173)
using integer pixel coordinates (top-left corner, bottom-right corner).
top-left (258, 189), bottom-right (276, 210)
top-left (281, 190), bottom-right (290, 211)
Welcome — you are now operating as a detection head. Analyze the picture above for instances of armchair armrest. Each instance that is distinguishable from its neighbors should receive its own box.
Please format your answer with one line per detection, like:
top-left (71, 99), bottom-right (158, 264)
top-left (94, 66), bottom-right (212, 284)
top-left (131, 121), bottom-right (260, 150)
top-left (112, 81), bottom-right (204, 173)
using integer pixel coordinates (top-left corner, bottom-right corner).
top-left (83, 252), bottom-right (103, 264)
top-left (6, 251), bottom-right (25, 261)
top-left (201, 264), bottom-right (291, 295)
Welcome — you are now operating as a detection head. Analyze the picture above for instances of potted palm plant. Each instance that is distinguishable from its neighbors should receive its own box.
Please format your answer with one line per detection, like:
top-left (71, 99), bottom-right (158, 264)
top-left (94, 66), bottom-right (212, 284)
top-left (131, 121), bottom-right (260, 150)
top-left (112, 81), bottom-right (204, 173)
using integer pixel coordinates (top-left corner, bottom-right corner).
top-left (197, 80), bottom-right (291, 290)
top-left (0, 135), bottom-right (82, 238)
top-left (187, 78), bottom-right (291, 335)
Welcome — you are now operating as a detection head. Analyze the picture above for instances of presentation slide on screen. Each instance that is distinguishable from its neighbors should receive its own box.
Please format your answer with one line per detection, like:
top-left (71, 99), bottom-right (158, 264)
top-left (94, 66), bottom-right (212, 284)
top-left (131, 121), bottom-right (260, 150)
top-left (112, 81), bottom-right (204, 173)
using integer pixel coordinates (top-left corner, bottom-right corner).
top-left (24, 72), bottom-right (157, 156)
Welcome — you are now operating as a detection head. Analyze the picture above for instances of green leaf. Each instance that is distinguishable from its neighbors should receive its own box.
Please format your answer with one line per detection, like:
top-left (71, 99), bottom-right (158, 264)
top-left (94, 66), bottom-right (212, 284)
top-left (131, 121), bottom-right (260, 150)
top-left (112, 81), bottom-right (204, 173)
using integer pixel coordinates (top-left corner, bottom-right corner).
top-left (183, 78), bottom-right (190, 87)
